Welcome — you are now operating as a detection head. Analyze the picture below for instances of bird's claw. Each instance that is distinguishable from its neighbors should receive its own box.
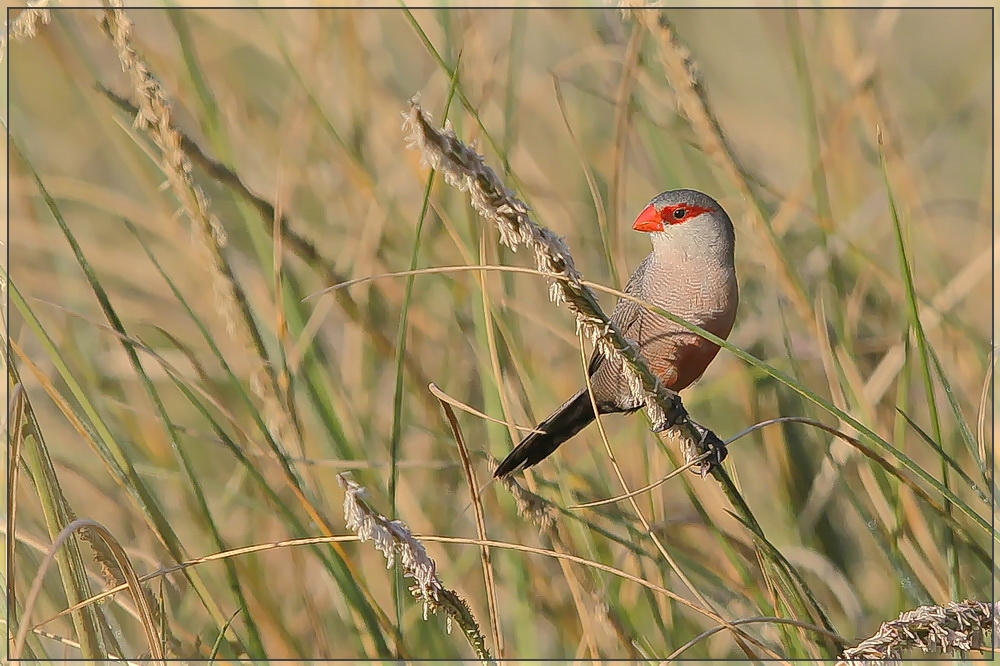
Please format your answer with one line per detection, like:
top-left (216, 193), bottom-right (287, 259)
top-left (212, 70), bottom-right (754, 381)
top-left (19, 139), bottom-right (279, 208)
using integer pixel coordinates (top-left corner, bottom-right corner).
top-left (651, 413), bottom-right (728, 478)
top-left (690, 420), bottom-right (727, 478)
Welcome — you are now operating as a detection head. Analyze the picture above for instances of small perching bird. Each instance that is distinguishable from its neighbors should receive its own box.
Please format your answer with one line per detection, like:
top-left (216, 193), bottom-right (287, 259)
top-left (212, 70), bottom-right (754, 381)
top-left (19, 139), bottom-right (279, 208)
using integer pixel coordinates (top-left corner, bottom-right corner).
top-left (494, 189), bottom-right (738, 478)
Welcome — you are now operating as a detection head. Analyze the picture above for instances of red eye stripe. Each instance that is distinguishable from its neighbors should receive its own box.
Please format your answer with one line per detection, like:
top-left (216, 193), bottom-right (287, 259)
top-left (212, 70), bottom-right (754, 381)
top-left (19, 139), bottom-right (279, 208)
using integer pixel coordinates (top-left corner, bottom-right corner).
top-left (660, 203), bottom-right (716, 224)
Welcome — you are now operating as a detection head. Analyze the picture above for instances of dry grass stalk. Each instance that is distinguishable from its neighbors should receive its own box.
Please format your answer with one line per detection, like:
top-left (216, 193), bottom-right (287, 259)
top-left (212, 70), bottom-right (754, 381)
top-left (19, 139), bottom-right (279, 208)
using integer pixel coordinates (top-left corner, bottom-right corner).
top-left (838, 600), bottom-right (997, 663)
top-left (96, 86), bottom-right (446, 428)
top-left (337, 473), bottom-right (494, 662)
top-left (620, 6), bottom-right (750, 200)
top-left (99, 5), bottom-right (295, 450)
top-left (1, 1), bottom-right (50, 63)
top-left (487, 455), bottom-right (557, 535)
top-left (71, 508), bottom-right (184, 657)
top-left (489, 460), bottom-right (634, 657)
top-left (100, 5), bottom-right (228, 275)
top-left (14, 518), bottom-right (167, 661)
top-left (402, 99), bottom-right (719, 476)
top-left (617, 0), bottom-right (659, 22)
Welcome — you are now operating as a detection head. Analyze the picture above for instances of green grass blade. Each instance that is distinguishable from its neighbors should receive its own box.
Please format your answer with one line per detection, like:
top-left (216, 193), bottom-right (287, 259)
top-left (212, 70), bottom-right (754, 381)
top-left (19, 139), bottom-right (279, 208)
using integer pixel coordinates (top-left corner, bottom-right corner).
top-left (878, 130), bottom-right (959, 596)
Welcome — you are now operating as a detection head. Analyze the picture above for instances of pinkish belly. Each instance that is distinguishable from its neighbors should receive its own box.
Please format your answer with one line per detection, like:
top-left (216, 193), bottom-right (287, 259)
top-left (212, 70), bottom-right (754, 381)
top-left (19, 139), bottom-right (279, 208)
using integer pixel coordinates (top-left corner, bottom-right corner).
top-left (648, 334), bottom-right (724, 391)
top-left (643, 314), bottom-right (735, 391)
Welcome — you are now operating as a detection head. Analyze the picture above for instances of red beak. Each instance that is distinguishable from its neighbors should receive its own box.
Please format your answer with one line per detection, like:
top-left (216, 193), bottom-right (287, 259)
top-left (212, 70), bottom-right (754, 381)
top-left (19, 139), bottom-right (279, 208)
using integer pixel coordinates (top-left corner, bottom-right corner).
top-left (632, 204), bottom-right (663, 232)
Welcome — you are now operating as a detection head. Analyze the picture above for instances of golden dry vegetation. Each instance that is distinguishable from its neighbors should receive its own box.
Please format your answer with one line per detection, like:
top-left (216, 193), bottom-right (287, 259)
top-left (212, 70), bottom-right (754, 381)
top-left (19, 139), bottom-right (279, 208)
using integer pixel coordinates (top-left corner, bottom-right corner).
top-left (5, 5), bottom-right (994, 661)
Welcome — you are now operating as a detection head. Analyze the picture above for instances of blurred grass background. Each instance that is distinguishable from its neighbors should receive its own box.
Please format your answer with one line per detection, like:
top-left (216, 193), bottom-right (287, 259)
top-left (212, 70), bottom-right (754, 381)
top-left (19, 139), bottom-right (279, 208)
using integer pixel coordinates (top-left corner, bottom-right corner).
top-left (5, 4), bottom-right (994, 661)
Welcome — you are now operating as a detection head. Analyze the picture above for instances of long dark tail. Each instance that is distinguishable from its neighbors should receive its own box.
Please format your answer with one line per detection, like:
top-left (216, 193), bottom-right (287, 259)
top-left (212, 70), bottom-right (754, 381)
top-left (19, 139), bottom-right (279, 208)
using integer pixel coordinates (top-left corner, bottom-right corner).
top-left (494, 389), bottom-right (596, 478)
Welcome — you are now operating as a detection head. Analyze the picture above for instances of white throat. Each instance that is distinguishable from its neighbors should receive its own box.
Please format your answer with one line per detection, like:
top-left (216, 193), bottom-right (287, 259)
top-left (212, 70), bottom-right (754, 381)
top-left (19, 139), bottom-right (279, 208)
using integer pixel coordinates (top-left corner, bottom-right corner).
top-left (649, 217), bottom-right (735, 264)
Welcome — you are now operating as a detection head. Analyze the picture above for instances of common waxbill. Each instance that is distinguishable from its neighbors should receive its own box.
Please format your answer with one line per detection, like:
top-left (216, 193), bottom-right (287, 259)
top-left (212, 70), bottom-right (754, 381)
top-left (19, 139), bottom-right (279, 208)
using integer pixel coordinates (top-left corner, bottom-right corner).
top-left (494, 189), bottom-right (738, 478)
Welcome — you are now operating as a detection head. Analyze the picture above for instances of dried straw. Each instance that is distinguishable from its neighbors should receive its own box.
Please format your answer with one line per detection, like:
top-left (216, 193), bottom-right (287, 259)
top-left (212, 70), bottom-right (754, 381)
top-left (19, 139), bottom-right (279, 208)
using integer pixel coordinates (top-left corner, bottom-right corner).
top-left (839, 600), bottom-right (997, 663)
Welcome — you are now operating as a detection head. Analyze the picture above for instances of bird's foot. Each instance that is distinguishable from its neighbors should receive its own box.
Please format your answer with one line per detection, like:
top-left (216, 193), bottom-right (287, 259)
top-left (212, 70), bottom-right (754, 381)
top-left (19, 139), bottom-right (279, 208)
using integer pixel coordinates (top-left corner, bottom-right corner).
top-left (688, 420), bottom-right (727, 478)
top-left (651, 413), bottom-right (728, 478)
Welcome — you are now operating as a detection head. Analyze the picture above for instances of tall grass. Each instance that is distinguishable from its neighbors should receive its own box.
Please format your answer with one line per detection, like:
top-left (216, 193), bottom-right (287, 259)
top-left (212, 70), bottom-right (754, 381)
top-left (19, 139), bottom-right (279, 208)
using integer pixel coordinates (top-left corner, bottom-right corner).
top-left (5, 5), bottom-right (993, 661)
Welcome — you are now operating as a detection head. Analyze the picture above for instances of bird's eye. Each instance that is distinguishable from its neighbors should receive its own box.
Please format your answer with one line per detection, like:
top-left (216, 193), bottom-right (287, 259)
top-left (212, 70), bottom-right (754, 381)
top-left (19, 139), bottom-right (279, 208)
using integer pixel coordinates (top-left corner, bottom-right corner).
top-left (672, 208), bottom-right (687, 220)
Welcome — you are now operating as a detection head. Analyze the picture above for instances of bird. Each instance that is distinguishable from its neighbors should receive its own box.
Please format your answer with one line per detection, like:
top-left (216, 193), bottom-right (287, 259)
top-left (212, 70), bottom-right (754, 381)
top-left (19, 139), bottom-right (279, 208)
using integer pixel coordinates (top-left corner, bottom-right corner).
top-left (494, 188), bottom-right (738, 479)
